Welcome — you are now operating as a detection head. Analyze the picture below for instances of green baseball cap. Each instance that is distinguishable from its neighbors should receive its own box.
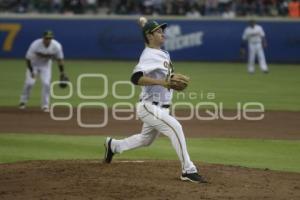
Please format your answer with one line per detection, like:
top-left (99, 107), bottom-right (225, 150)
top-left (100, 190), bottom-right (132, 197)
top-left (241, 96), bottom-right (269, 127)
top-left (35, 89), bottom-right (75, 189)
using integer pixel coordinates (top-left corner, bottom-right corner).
top-left (43, 30), bottom-right (54, 38)
top-left (143, 20), bottom-right (167, 35)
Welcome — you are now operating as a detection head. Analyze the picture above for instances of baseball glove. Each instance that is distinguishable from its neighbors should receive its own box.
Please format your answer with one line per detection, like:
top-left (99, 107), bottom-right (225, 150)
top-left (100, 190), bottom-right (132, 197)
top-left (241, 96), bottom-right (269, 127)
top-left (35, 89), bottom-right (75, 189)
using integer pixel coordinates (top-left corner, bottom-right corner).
top-left (167, 73), bottom-right (190, 91)
top-left (59, 74), bottom-right (69, 89)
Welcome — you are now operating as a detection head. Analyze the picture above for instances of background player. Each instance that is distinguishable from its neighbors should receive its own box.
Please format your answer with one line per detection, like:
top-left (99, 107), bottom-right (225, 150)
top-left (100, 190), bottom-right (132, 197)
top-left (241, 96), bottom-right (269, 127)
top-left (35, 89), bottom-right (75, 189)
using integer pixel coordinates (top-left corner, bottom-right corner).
top-left (240, 20), bottom-right (269, 74)
top-left (103, 18), bottom-right (207, 184)
top-left (19, 30), bottom-right (66, 112)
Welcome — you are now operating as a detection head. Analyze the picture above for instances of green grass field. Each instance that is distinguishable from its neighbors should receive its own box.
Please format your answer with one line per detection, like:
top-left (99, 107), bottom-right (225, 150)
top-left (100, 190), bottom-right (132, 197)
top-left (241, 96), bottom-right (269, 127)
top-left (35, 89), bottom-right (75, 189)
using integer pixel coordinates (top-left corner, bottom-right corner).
top-left (0, 59), bottom-right (299, 172)
top-left (1, 134), bottom-right (300, 172)
top-left (1, 59), bottom-right (300, 110)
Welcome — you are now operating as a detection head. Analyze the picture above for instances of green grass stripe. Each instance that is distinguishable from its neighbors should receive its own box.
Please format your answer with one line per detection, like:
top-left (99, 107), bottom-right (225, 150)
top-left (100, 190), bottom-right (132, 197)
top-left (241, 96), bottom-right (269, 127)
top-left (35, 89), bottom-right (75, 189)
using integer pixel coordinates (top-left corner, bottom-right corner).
top-left (1, 60), bottom-right (300, 110)
top-left (0, 133), bottom-right (299, 173)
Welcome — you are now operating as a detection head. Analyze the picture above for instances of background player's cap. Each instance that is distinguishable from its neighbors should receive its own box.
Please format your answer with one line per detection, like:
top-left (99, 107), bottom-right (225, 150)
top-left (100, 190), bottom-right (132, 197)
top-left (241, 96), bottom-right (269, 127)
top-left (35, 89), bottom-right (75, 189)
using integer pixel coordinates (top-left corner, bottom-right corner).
top-left (143, 21), bottom-right (167, 34)
top-left (43, 30), bottom-right (54, 38)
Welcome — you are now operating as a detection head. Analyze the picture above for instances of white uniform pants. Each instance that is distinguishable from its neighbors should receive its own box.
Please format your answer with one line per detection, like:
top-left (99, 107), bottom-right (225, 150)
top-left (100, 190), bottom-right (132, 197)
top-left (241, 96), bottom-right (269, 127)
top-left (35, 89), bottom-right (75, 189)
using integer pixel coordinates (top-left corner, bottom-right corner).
top-left (248, 43), bottom-right (268, 73)
top-left (20, 66), bottom-right (51, 108)
top-left (111, 102), bottom-right (197, 174)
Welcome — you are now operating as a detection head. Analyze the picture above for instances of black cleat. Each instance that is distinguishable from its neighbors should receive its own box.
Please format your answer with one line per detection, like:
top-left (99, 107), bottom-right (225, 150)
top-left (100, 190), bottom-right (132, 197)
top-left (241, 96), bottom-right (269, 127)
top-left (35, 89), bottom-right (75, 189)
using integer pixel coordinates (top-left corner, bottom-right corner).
top-left (19, 102), bottom-right (26, 109)
top-left (103, 137), bottom-right (114, 163)
top-left (180, 172), bottom-right (208, 183)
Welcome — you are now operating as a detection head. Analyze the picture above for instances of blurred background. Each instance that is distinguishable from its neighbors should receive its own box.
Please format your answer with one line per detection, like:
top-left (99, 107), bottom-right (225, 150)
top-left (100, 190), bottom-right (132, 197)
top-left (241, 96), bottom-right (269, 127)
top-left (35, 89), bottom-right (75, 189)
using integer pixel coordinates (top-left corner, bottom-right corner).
top-left (1, 0), bottom-right (300, 62)
top-left (0, 0), bottom-right (298, 17)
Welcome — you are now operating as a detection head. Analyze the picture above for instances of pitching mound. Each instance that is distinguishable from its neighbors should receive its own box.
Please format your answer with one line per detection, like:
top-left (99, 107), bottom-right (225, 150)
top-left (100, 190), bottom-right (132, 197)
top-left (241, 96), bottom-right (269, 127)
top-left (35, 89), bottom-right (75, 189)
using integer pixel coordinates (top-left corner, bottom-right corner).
top-left (0, 160), bottom-right (299, 200)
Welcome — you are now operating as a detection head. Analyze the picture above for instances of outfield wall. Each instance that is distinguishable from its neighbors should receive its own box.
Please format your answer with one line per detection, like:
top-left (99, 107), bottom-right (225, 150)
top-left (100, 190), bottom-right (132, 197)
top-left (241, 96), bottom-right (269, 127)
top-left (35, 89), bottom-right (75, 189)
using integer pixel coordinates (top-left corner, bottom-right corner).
top-left (1, 16), bottom-right (300, 62)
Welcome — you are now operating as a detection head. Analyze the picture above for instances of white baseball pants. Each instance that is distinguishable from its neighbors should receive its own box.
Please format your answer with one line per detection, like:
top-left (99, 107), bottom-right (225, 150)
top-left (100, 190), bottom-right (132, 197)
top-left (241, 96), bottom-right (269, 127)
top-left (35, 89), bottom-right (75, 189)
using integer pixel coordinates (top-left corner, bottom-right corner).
top-left (248, 43), bottom-right (268, 73)
top-left (111, 102), bottom-right (197, 174)
top-left (20, 66), bottom-right (51, 108)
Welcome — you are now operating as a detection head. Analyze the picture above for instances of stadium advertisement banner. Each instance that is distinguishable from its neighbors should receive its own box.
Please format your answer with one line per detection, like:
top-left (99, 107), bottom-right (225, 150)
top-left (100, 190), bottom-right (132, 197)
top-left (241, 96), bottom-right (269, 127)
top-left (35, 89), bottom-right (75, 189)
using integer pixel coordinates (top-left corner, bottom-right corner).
top-left (0, 18), bottom-right (300, 62)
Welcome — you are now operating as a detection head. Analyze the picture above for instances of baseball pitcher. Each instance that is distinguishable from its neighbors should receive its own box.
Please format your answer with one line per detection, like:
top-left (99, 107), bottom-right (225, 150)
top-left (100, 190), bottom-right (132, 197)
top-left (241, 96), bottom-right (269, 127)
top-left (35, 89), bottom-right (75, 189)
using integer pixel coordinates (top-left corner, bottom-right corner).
top-left (103, 18), bottom-right (207, 184)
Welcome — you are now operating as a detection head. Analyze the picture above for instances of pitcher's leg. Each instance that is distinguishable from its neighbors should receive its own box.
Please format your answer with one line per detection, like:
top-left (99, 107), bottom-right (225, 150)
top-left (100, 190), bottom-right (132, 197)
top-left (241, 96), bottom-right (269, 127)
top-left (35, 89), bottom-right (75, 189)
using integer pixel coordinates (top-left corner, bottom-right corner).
top-left (20, 69), bottom-right (37, 104)
top-left (158, 116), bottom-right (196, 173)
top-left (111, 123), bottom-right (159, 154)
top-left (141, 103), bottom-right (197, 173)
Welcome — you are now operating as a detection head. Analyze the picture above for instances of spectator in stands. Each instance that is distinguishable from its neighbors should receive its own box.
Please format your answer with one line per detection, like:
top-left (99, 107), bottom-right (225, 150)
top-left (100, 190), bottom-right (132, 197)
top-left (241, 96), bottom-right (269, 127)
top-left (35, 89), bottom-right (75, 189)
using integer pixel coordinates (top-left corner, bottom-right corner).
top-left (277, 0), bottom-right (289, 16)
top-left (36, 0), bottom-right (52, 13)
top-left (152, 0), bottom-right (164, 15)
top-left (288, 0), bottom-right (300, 17)
top-left (218, 0), bottom-right (232, 14)
top-left (0, 0), bottom-right (295, 17)
top-left (234, 0), bottom-right (247, 16)
top-left (15, 0), bottom-right (29, 13)
top-left (52, 0), bottom-right (63, 13)
top-left (205, 0), bottom-right (218, 15)
top-left (222, 3), bottom-right (235, 18)
top-left (85, 0), bottom-right (98, 14)
top-left (171, 0), bottom-right (189, 15)
top-left (186, 6), bottom-right (202, 18)
top-left (107, 0), bottom-right (119, 14)
top-left (162, 0), bottom-right (173, 15)
top-left (141, 0), bottom-right (155, 15)
top-left (193, 0), bottom-right (206, 16)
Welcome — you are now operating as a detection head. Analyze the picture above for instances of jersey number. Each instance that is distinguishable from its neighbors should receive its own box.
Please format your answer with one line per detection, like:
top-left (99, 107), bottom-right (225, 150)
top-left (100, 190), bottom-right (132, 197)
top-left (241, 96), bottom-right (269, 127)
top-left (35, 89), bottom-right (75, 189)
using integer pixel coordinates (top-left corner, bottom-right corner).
top-left (0, 23), bottom-right (21, 52)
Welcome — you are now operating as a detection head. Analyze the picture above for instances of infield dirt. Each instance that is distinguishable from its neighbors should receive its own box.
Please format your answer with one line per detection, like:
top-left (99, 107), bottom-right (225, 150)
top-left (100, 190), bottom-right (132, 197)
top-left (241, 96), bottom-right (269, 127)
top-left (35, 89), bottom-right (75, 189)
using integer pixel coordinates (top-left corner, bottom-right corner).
top-left (0, 107), bottom-right (300, 139)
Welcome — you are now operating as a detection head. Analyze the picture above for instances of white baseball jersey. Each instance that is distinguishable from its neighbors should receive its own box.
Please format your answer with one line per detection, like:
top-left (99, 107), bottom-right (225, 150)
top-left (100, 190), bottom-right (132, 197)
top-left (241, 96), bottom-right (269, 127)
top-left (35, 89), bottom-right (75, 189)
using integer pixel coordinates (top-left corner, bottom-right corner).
top-left (110, 46), bottom-right (198, 174)
top-left (133, 47), bottom-right (173, 104)
top-left (26, 39), bottom-right (64, 67)
top-left (242, 24), bottom-right (265, 44)
top-left (242, 24), bottom-right (268, 73)
top-left (20, 38), bottom-right (64, 110)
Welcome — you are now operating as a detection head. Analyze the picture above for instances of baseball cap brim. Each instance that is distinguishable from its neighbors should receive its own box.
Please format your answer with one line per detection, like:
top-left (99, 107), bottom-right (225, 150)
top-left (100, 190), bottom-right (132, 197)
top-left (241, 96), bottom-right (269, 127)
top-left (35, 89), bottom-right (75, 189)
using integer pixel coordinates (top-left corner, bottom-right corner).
top-left (43, 31), bottom-right (54, 38)
top-left (150, 23), bottom-right (167, 33)
top-left (143, 21), bottom-right (168, 35)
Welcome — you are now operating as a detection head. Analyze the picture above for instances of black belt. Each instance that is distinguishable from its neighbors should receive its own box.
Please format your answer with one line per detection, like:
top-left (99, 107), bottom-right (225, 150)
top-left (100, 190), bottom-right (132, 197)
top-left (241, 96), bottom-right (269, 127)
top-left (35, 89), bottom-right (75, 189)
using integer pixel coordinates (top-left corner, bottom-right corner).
top-left (139, 100), bottom-right (170, 108)
top-left (152, 101), bottom-right (170, 108)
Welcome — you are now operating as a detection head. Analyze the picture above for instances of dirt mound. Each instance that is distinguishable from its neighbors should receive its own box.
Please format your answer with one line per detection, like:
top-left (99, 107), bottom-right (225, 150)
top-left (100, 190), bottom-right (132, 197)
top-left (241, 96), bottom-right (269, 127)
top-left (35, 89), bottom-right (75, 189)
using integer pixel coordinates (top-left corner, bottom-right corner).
top-left (0, 160), bottom-right (299, 200)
